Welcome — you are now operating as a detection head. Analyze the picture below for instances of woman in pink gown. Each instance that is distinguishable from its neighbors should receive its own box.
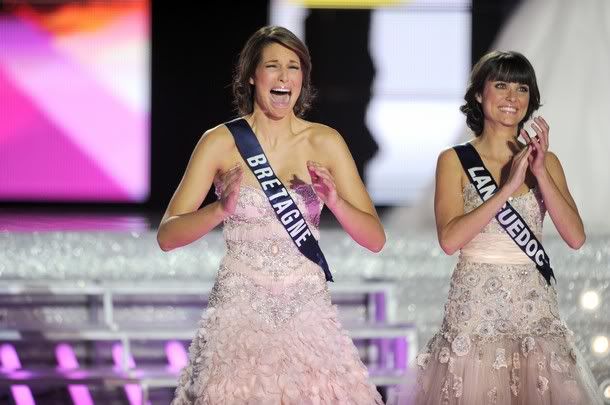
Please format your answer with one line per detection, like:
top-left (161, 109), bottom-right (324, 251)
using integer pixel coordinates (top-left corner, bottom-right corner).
top-left (393, 51), bottom-right (603, 404)
top-left (157, 26), bottom-right (385, 404)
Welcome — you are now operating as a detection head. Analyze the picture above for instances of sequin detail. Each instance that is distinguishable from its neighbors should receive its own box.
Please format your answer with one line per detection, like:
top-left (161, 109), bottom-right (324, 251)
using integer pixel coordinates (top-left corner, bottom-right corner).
top-left (209, 265), bottom-right (328, 326)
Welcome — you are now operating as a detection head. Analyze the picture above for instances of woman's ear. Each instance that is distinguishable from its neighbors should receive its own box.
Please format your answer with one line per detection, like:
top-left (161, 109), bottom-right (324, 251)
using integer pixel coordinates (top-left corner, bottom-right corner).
top-left (475, 93), bottom-right (482, 103)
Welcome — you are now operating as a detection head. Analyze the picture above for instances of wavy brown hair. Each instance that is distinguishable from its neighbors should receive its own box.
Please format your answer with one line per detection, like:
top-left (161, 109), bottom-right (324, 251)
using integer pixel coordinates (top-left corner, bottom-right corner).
top-left (232, 26), bottom-right (315, 117)
top-left (460, 50), bottom-right (541, 136)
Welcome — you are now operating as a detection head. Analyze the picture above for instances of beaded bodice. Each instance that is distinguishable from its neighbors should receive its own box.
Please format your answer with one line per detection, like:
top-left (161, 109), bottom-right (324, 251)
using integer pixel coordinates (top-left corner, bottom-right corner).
top-left (208, 183), bottom-right (328, 326)
top-left (219, 183), bottom-right (323, 277)
top-left (460, 183), bottom-right (546, 264)
top-left (463, 182), bottom-right (545, 236)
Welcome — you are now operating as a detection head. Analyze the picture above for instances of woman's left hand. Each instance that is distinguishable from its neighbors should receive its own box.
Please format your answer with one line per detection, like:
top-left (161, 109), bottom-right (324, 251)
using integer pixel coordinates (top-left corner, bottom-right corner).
top-left (308, 161), bottom-right (339, 209)
top-left (521, 116), bottom-right (550, 178)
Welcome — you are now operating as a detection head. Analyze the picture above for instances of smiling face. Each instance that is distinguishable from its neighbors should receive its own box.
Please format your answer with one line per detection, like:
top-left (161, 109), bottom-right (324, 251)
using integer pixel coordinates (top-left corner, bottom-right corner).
top-left (249, 43), bottom-right (303, 120)
top-left (477, 80), bottom-right (530, 130)
top-left (460, 51), bottom-right (541, 136)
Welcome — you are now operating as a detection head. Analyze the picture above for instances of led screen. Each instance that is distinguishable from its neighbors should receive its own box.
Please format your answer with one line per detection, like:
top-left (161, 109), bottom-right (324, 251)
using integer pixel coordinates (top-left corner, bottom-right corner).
top-left (0, 1), bottom-right (150, 202)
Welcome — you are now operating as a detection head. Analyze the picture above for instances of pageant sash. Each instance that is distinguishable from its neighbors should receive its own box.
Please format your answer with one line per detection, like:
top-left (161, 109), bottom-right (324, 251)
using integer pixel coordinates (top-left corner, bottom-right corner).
top-left (225, 118), bottom-right (333, 282)
top-left (453, 143), bottom-right (555, 285)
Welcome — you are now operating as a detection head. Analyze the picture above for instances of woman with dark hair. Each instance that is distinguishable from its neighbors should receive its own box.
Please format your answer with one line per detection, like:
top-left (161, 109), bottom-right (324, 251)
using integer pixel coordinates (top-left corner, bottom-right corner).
top-left (157, 26), bottom-right (385, 404)
top-left (394, 51), bottom-right (602, 404)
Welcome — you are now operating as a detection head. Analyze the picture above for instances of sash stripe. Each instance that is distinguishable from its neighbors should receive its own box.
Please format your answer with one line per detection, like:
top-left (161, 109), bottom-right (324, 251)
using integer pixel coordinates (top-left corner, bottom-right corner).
top-left (225, 118), bottom-right (333, 282)
top-left (453, 143), bottom-right (556, 285)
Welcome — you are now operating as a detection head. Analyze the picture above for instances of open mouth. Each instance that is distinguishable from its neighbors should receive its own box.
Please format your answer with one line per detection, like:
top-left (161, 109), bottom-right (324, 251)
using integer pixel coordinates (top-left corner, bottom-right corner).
top-left (270, 88), bottom-right (291, 107)
top-left (499, 106), bottom-right (517, 114)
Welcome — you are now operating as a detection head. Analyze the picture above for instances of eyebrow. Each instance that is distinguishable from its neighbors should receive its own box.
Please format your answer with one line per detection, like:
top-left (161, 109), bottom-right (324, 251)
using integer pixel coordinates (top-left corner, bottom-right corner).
top-left (492, 80), bottom-right (529, 86)
top-left (263, 58), bottom-right (300, 64)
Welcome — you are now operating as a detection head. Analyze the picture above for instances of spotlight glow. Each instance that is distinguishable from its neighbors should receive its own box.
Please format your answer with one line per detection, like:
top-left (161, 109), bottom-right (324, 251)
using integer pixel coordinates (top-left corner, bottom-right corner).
top-left (592, 336), bottom-right (609, 355)
top-left (581, 290), bottom-right (600, 310)
top-left (601, 378), bottom-right (610, 402)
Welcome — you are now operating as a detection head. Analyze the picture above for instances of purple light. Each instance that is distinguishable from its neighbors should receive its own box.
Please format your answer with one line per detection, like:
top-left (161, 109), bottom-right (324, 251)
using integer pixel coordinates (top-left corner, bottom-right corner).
top-left (111, 343), bottom-right (148, 405)
top-left (0, 344), bottom-right (35, 405)
top-left (54, 343), bottom-right (94, 405)
top-left (393, 338), bottom-right (407, 370)
top-left (164, 340), bottom-right (187, 372)
top-left (8, 370), bottom-right (34, 379)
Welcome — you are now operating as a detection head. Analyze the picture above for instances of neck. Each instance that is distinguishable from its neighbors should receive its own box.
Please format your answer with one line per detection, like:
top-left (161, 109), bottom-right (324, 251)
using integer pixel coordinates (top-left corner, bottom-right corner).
top-left (247, 107), bottom-right (296, 146)
top-left (476, 121), bottom-right (521, 160)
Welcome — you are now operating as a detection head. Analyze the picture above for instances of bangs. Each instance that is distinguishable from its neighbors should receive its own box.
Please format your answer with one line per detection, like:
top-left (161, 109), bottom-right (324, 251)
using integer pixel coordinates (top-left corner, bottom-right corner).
top-left (486, 55), bottom-right (536, 87)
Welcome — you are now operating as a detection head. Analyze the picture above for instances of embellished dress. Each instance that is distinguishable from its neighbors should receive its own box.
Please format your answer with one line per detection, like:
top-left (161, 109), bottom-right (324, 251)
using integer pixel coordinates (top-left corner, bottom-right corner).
top-left (405, 184), bottom-right (602, 404)
top-left (172, 183), bottom-right (383, 405)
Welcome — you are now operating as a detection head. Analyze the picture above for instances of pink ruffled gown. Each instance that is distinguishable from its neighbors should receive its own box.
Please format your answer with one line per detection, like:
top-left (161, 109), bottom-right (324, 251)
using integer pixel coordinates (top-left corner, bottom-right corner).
top-left (393, 184), bottom-right (603, 404)
top-left (171, 183), bottom-right (383, 405)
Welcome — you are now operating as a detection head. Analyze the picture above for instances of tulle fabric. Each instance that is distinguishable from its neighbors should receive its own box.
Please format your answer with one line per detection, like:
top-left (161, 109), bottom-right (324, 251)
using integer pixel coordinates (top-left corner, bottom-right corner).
top-left (392, 334), bottom-right (603, 405)
top-left (171, 275), bottom-right (381, 404)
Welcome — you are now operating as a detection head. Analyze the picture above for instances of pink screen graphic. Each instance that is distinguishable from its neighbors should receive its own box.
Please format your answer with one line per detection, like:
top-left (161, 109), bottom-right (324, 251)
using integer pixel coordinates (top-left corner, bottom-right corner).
top-left (0, 1), bottom-right (150, 202)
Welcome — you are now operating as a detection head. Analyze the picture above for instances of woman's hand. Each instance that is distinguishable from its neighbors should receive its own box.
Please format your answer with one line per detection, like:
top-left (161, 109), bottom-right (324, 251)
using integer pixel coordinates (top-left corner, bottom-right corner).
top-left (307, 160), bottom-right (339, 210)
top-left (505, 143), bottom-right (533, 194)
top-left (218, 165), bottom-right (243, 217)
top-left (521, 116), bottom-right (550, 178)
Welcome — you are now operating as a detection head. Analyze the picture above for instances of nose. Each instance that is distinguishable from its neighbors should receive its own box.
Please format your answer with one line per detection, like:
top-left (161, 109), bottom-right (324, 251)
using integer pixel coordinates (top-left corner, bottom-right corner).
top-left (279, 67), bottom-right (288, 82)
top-left (506, 88), bottom-right (516, 101)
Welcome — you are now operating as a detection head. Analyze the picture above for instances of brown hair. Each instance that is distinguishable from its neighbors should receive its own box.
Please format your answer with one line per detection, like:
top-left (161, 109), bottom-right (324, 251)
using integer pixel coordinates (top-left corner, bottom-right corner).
top-left (232, 26), bottom-right (315, 117)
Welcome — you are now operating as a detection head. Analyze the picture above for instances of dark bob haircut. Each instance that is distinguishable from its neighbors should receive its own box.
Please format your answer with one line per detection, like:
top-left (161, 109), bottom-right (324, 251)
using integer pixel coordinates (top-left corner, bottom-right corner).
top-left (460, 50), bottom-right (541, 136)
top-left (232, 26), bottom-right (315, 117)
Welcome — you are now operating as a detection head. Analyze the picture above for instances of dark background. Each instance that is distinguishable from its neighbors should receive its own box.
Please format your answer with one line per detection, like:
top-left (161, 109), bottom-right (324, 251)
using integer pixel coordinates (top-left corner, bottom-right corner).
top-left (1, 0), bottom-right (522, 218)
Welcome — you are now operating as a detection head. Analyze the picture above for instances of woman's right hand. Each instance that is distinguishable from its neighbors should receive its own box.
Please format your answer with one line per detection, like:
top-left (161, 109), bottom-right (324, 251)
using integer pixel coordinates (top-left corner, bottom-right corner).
top-left (218, 165), bottom-right (243, 217)
top-left (504, 144), bottom-right (532, 194)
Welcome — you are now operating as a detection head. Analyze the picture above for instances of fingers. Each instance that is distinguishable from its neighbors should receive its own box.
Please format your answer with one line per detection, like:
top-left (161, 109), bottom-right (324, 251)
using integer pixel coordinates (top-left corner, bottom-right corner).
top-left (221, 165), bottom-right (242, 183)
top-left (522, 126), bottom-right (542, 150)
top-left (515, 144), bottom-right (533, 169)
top-left (534, 116), bottom-right (549, 149)
top-left (516, 142), bottom-right (531, 158)
top-left (307, 161), bottom-right (332, 180)
top-left (311, 173), bottom-right (335, 192)
top-left (520, 128), bottom-right (533, 144)
top-left (535, 116), bottom-right (550, 132)
top-left (531, 116), bottom-right (549, 150)
top-left (229, 171), bottom-right (243, 189)
top-left (222, 180), bottom-right (241, 200)
top-left (220, 166), bottom-right (243, 197)
top-left (523, 116), bottom-right (549, 168)
top-left (312, 183), bottom-right (327, 195)
top-left (307, 161), bottom-right (336, 190)
top-left (309, 166), bottom-right (333, 184)
top-left (307, 160), bottom-right (329, 175)
top-left (221, 166), bottom-right (242, 186)
top-left (530, 122), bottom-right (545, 148)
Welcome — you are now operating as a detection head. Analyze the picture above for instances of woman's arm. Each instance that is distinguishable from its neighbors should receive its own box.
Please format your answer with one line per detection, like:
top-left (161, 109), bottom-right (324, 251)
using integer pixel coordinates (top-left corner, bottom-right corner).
top-left (535, 152), bottom-right (585, 248)
top-left (435, 145), bottom-right (532, 255)
top-left (157, 126), bottom-right (242, 251)
top-left (309, 128), bottom-right (385, 252)
top-left (522, 117), bottom-right (585, 249)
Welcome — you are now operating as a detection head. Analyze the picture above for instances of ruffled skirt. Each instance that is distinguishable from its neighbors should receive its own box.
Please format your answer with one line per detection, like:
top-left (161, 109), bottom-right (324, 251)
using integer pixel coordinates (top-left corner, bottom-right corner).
top-left (391, 334), bottom-right (603, 404)
top-left (171, 266), bottom-right (383, 405)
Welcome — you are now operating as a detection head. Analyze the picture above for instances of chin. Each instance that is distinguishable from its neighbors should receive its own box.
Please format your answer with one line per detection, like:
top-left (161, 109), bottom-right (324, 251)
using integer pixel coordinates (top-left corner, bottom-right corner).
top-left (268, 107), bottom-right (294, 119)
top-left (498, 118), bottom-right (520, 128)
